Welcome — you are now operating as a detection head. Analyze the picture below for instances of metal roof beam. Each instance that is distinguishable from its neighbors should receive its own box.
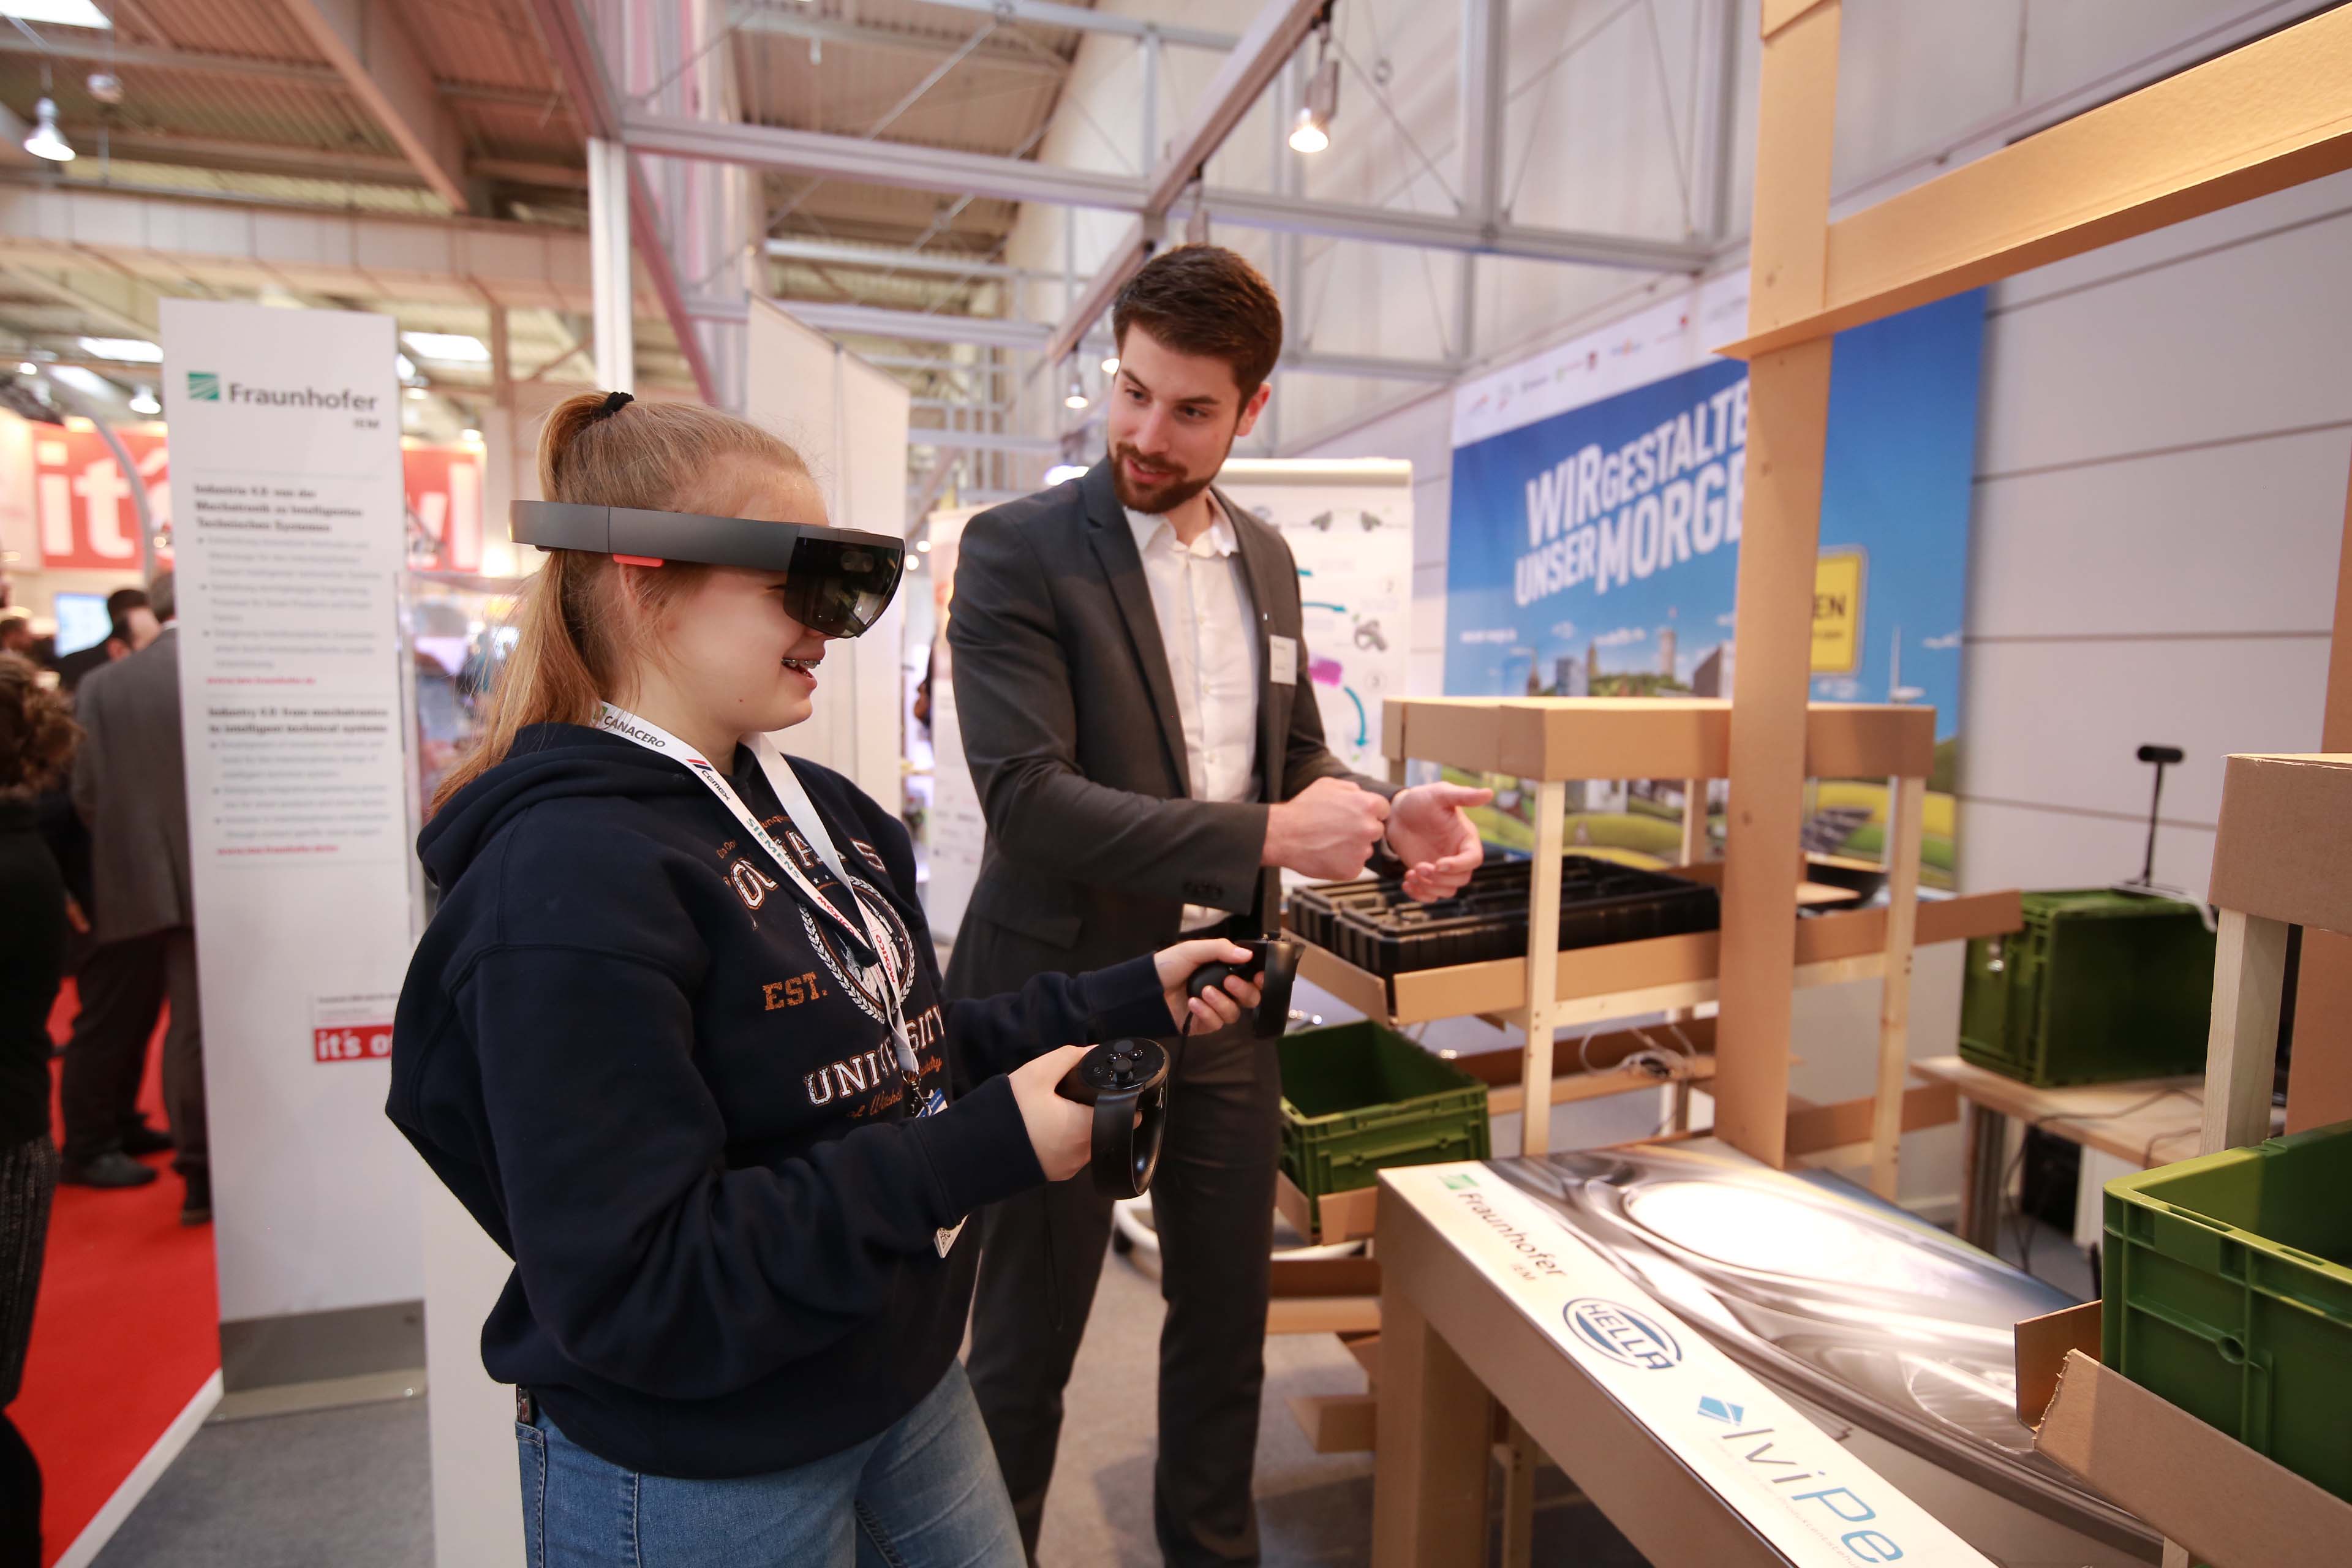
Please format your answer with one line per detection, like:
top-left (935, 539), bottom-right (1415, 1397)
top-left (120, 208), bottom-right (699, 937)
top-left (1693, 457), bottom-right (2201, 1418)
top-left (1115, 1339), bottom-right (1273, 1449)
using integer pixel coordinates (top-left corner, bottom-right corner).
top-left (280, 0), bottom-right (472, 213)
top-left (766, 238), bottom-right (1040, 282)
top-left (734, 7), bottom-right (1066, 79)
top-left (908, 427), bottom-right (1060, 454)
top-left (687, 294), bottom-right (1048, 352)
top-left (891, 0), bottom-right (1237, 51)
top-left (627, 113), bottom-right (1148, 210)
top-left (1197, 189), bottom-right (1708, 271)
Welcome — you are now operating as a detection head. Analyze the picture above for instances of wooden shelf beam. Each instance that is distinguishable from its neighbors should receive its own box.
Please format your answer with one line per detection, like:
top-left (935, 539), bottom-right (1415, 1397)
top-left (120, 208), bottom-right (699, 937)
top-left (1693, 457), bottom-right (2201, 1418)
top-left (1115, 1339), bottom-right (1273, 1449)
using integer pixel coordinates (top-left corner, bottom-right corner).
top-left (1718, 4), bottom-right (2352, 361)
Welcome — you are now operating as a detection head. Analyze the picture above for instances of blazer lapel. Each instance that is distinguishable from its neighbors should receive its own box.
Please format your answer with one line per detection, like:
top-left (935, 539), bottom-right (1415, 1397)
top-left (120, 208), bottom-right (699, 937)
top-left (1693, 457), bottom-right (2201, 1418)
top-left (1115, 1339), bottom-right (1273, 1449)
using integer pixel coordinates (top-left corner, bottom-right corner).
top-left (1082, 462), bottom-right (1192, 796)
top-left (1221, 488), bottom-right (1289, 805)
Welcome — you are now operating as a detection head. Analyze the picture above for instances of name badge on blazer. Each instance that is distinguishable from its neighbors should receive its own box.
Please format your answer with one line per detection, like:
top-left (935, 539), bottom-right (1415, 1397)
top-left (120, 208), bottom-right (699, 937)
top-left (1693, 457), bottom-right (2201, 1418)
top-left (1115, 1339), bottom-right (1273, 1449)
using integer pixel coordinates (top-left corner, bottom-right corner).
top-left (1268, 635), bottom-right (1298, 686)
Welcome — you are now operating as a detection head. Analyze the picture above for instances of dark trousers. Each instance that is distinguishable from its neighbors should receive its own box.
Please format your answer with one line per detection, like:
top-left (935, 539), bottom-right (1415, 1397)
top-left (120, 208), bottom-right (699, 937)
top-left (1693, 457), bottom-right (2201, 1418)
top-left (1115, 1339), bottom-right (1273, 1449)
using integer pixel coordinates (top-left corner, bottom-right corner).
top-left (0, 1134), bottom-right (58, 1568)
top-left (58, 931), bottom-right (206, 1177)
top-left (967, 1021), bottom-right (1282, 1567)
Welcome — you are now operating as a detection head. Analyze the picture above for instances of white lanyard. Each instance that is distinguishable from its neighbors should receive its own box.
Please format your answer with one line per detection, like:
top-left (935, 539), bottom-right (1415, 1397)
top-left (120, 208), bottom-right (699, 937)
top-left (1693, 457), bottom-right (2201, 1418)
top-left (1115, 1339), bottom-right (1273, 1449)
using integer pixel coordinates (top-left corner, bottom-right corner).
top-left (595, 703), bottom-right (921, 1091)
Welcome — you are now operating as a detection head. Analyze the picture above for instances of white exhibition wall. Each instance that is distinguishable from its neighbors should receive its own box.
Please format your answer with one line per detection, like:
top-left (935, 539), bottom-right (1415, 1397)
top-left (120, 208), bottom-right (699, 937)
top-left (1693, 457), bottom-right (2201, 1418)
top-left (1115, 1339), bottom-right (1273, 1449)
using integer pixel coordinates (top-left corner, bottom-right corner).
top-left (744, 296), bottom-right (914, 815)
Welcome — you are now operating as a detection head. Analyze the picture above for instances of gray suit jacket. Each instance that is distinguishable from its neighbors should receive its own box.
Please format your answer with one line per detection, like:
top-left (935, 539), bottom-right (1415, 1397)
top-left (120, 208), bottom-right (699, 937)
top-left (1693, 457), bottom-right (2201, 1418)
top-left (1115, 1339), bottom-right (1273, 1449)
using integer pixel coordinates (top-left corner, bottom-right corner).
top-left (72, 626), bottom-right (193, 944)
top-left (943, 461), bottom-right (1393, 999)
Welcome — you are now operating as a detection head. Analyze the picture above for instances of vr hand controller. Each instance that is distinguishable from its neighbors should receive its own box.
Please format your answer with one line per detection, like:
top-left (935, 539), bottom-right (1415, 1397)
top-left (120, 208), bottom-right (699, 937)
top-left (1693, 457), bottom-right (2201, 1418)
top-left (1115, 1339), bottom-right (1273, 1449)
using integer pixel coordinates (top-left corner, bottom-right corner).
top-left (1054, 1039), bottom-right (1170, 1199)
top-left (1048, 941), bottom-right (1302, 1199)
top-left (1183, 938), bottom-right (1302, 1037)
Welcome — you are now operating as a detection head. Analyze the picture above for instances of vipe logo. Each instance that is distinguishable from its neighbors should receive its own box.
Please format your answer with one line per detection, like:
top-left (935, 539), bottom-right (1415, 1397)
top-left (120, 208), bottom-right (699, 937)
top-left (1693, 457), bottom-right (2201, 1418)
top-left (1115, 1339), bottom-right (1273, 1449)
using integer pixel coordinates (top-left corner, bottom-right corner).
top-left (1565, 1298), bottom-right (1681, 1371)
top-left (186, 371), bottom-right (222, 402)
top-left (1696, 1395), bottom-right (1746, 1425)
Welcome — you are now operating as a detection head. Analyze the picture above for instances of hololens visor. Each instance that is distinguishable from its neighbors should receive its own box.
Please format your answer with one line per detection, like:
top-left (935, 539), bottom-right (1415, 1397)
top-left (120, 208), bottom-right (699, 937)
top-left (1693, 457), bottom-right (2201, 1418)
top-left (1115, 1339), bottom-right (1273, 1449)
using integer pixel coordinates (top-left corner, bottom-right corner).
top-left (511, 500), bottom-right (905, 639)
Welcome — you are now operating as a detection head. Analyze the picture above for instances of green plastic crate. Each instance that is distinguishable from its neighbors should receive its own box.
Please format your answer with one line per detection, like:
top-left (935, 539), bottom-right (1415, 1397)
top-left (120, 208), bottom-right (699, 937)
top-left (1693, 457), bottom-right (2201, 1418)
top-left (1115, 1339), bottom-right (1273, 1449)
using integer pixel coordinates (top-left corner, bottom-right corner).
top-left (1957, 889), bottom-right (2215, 1087)
top-left (2103, 1120), bottom-right (2352, 1506)
top-left (1277, 1020), bottom-right (1490, 1232)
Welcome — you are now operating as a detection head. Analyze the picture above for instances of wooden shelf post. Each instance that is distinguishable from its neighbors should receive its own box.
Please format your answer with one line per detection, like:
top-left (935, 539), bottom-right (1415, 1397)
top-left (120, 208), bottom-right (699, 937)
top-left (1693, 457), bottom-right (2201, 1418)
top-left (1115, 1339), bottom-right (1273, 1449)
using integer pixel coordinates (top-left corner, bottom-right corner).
top-left (1716, 0), bottom-right (1844, 1171)
top-left (1867, 774), bottom-right (1926, 1197)
top-left (1519, 781), bottom-right (1569, 1155)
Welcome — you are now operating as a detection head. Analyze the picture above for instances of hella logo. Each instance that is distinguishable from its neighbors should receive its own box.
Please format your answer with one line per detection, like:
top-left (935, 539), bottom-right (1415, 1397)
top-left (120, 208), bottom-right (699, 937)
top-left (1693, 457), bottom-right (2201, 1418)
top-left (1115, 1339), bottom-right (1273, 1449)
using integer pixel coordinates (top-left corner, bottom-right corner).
top-left (1565, 1298), bottom-right (1682, 1371)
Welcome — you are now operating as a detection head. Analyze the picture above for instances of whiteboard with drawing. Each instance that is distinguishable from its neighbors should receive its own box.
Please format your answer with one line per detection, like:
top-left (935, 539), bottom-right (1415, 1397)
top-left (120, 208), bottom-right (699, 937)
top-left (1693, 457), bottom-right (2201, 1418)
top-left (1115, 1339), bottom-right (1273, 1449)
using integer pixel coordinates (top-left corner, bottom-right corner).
top-left (1218, 458), bottom-right (1415, 782)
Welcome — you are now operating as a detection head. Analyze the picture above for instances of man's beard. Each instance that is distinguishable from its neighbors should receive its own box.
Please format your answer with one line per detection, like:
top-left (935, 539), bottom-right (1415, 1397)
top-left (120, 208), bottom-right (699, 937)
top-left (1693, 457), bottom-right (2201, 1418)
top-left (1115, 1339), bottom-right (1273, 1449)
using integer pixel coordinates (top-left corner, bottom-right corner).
top-left (1108, 439), bottom-right (1221, 516)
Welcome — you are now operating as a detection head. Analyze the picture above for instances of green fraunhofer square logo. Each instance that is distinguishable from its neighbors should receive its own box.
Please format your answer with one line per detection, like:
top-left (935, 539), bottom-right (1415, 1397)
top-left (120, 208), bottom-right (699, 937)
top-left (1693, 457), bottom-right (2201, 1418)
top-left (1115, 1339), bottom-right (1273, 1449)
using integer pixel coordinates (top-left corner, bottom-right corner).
top-left (186, 371), bottom-right (221, 402)
top-left (1442, 1172), bottom-right (1478, 1191)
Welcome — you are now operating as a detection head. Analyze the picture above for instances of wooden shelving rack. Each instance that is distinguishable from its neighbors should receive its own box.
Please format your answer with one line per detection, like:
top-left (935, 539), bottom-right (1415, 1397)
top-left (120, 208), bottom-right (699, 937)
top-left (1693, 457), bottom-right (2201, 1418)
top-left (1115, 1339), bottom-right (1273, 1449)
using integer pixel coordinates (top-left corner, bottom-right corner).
top-left (1272, 695), bottom-right (2024, 1459)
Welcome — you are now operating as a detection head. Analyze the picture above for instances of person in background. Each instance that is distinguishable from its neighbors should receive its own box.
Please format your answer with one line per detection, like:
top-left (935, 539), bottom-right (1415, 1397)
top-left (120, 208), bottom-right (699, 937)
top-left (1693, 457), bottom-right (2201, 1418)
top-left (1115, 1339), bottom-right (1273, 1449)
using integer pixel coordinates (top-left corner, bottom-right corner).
top-left (946, 245), bottom-right (1491, 1566)
top-left (61, 571), bottom-right (208, 1224)
top-left (0, 610), bottom-right (33, 662)
top-left (0, 652), bottom-right (80, 1567)
top-left (55, 588), bottom-right (159, 695)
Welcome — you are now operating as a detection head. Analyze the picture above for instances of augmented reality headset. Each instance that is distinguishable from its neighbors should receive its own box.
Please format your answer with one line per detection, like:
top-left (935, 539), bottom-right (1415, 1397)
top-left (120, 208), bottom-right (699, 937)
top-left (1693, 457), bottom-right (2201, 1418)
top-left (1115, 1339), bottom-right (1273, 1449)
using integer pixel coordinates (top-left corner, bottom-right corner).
top-left (511, 501), bottom-right (905, 639)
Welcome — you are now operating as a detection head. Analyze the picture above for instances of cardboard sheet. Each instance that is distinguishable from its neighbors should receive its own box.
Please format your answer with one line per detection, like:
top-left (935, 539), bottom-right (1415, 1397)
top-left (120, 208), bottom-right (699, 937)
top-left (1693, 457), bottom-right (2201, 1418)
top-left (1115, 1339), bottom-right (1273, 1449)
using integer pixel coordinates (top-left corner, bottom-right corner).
top-left (2208, 752), bottom-right (2352, 933)
top-left (1383, 1163), bottom-right (1993, 1567)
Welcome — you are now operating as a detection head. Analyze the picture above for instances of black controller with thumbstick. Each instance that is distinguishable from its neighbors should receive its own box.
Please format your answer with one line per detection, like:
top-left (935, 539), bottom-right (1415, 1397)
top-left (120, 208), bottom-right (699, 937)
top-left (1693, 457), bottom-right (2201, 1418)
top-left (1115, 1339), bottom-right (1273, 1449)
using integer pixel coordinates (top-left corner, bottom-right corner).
top-left (1183, 938), bottom-right (1303, 1036)
top-left (1054, 1038), bottom-right (1170, 1198)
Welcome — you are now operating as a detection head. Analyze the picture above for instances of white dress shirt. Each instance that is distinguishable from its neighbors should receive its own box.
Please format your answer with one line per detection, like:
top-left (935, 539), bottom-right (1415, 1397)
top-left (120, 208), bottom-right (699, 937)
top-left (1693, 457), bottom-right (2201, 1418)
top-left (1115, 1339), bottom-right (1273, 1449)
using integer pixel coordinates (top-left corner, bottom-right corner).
top-left (1126, 502), bottom-right (1262, 930)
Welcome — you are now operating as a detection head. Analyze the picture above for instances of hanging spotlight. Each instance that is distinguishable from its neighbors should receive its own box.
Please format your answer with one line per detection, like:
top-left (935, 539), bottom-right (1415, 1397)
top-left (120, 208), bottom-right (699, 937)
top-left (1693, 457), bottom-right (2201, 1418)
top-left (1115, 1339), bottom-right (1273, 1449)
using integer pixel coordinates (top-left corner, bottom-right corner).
top-left (1064, 375), bottom-right (1090, 411)
top-left (1101, 355), bottom-right (1120, 376)
top-left (1289, 21), bottom-right (1339, 155)
top-left (23, 99), bottom-right (74, 163)
top-left (129, 387), bottom-right (160, 415)
top-left (86, 72), bottom-right (124, 107)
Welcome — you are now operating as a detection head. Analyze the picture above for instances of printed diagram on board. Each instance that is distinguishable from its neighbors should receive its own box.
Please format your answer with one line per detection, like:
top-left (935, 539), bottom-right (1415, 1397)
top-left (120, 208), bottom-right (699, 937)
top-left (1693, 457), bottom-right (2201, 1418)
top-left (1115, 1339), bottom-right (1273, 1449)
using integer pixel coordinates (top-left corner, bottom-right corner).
top-left (1240, 497), bottom-right (1411, 777)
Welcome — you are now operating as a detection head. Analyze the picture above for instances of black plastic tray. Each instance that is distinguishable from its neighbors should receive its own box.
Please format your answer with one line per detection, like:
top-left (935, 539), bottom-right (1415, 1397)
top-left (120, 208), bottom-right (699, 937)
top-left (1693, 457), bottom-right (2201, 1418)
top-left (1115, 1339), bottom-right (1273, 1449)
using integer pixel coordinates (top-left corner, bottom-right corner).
top-left (1287, 855), bottom-right (1719, 977)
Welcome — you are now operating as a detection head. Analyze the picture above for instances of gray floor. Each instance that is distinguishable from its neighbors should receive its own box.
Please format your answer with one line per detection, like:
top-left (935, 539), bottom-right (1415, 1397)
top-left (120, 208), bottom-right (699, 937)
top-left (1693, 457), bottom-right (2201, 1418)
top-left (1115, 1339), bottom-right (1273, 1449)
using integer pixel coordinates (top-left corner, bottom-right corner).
top-left (86, 1234), bottom-right (1649, 1567)
top-left (89, 1215), bottom-right (2094, 1566)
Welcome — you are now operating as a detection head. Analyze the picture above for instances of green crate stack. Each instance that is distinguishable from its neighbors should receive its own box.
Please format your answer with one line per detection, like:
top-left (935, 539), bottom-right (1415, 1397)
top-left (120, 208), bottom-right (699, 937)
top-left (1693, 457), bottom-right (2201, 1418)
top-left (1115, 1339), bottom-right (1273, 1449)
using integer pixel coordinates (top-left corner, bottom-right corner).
top-left (1276, 1020), bottom-right (1491, 1234)
top-left (1957, 889), bottom-right (2215, 1087)
top-left (2103, 1120), bottom-right (2352, 1505)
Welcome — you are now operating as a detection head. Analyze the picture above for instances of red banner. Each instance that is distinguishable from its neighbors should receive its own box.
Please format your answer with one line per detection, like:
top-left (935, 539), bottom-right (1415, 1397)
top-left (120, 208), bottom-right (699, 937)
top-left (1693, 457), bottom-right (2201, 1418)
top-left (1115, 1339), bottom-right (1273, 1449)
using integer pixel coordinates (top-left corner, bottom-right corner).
top-left (23, 421), bottom-right (482, 574)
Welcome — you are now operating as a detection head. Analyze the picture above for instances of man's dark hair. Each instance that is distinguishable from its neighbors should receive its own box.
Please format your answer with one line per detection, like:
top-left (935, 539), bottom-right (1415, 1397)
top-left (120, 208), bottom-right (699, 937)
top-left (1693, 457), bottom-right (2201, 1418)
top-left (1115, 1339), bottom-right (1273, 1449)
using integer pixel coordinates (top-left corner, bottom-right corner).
top-left (105, 586), bottom-right (149, 644)
top-left (1112, 244), bottom-right (1284, 401)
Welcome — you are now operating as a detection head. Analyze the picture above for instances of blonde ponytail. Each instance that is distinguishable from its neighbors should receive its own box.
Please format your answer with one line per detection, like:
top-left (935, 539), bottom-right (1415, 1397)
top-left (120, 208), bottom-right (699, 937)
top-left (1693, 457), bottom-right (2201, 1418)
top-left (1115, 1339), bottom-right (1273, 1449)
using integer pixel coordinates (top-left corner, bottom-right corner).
top-left (429, 392), bottom-right (810, 815)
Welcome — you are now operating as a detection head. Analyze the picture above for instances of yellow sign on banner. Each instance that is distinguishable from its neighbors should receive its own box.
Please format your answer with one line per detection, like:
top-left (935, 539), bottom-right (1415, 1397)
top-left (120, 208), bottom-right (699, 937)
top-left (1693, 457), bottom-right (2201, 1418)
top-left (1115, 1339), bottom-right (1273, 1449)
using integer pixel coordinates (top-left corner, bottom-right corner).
top-left (1812, 550), bottom-right (1866, 674)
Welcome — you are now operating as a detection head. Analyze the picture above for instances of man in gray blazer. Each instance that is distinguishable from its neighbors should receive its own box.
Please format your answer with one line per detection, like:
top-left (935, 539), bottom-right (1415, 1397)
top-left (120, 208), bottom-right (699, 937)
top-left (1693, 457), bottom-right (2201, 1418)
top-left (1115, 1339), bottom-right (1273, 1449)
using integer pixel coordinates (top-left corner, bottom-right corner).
top-left (947, 246), bottom-right (1487, 1566)
top-left (61, 570), bottom-right (209, 1225)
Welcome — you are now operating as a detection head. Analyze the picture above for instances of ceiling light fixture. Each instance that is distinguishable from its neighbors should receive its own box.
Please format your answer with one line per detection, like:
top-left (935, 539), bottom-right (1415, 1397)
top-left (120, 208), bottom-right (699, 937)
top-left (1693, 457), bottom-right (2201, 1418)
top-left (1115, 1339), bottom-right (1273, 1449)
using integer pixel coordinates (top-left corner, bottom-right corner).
top-left (402, 331), bottom-right (491, 364)
top-left (459, 428), bottom-right (483, 444)
top-left (1, 1), bottom-right (113, 26)
top-left (128, 387), bottom-right (160, 415)
top-left (78, 337), bottom-right (162, 364)
top-left (1289, 23), bottom-right (1339, 155)
top-left (15, 362), bottom-right (37, 376)
top-left (1064, 376), bottom-right (1089, 411)
top-left (1101, 355), bottom-right (1119, 376)
top-left (23, 98), bottom-right (74, 163)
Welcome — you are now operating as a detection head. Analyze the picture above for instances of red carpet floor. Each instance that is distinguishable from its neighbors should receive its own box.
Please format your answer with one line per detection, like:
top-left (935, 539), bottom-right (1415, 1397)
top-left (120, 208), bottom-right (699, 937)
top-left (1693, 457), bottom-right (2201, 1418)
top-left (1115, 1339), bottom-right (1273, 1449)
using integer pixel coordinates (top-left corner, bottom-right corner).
top-left (17, 982), bottom-right (219, 1567)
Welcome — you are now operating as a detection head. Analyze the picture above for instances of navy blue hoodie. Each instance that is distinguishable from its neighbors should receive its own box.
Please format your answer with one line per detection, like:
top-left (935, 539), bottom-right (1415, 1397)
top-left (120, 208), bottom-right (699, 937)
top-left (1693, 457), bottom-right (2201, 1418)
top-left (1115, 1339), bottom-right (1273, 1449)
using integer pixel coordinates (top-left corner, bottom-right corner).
top-left (388, 722), bottom-right (1169, 1479)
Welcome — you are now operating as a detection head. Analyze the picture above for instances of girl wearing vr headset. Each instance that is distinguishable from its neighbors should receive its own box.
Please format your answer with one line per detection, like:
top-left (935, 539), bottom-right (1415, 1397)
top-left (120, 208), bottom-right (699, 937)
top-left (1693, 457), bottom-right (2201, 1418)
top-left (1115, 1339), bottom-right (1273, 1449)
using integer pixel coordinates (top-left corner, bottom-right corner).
top-left (388, 391), bottom-right (1259, 1567)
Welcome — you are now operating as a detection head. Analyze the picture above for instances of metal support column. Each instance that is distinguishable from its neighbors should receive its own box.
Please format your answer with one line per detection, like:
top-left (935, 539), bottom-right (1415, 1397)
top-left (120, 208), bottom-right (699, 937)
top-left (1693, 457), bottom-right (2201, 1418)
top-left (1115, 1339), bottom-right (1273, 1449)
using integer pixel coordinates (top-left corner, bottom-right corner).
top-left (588, 135), bottom-right (635, 394)
top-left (1455, 0), bottom-right (1507, 364)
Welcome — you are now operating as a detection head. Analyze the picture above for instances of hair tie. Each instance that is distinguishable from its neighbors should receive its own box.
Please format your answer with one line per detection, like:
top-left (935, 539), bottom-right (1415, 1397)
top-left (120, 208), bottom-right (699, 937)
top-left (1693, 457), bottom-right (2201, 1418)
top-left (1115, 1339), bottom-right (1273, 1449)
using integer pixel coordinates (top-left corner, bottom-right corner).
top-left (598, 390), bottom-right (633, 417)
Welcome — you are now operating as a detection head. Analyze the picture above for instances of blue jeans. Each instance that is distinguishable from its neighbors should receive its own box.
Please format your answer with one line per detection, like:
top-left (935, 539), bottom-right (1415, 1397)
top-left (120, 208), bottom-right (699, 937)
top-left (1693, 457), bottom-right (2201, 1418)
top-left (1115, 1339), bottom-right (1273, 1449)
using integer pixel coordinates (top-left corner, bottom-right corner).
top-left (515, 1362), bottom-right (1023, 1567)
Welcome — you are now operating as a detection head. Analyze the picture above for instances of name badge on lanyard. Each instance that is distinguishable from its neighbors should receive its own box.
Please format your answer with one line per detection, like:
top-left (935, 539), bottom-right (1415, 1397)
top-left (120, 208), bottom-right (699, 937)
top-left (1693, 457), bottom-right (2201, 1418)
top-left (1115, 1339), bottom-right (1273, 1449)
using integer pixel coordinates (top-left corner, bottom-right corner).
top-left (595, 704), bottom-right (934, 1119)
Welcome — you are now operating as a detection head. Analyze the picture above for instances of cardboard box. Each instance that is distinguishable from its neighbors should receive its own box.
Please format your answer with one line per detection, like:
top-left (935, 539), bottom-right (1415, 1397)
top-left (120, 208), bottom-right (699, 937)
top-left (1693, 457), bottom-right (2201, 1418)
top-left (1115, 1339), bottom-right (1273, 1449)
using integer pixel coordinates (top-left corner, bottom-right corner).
top-left (2208, 752), bottom-right (2352, 935)
top-left (2013, 1301), bottom-right (2352, 1567)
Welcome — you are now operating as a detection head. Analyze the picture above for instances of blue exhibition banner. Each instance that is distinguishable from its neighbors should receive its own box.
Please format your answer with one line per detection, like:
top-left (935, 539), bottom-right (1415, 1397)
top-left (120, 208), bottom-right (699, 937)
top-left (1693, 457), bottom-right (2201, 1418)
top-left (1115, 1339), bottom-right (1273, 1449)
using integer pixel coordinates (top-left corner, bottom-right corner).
top-left (1442, 289), bottom-right (1986, 883)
